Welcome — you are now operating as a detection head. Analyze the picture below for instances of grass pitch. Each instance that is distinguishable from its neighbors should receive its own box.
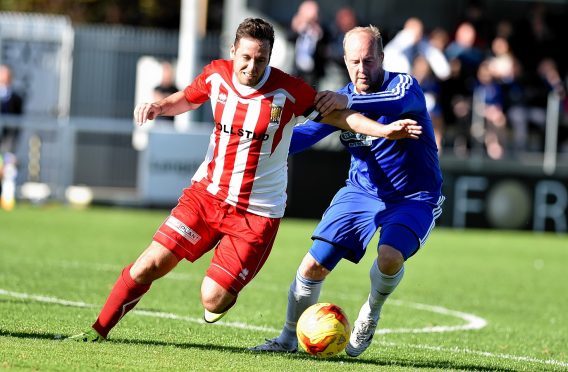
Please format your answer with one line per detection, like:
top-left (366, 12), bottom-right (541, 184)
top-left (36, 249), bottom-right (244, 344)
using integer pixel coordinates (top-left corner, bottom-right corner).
top-left (1, 205), bottom-right (567, 371)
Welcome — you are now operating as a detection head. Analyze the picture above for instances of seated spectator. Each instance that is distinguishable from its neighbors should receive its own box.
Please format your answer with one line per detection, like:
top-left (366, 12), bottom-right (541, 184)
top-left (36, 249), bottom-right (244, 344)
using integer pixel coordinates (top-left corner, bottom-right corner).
top-left (474, 60), bottom-right (507, 159)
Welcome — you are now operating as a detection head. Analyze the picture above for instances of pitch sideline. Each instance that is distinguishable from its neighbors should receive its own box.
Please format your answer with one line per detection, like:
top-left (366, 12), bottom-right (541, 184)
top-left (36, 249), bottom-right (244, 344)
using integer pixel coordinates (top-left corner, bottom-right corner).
top-left (1, 288), bottom-right (567, 368)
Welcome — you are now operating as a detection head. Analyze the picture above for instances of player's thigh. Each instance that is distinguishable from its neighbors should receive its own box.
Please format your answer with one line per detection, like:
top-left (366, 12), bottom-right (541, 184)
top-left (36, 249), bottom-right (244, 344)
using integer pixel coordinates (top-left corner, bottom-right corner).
top-left (379, 200), bottom-right (441, 260)
top-left (206, 211), bottom-right (280, 295)
top-left (312, 186), bottom-right (383, 259)
top-left (307, 239), bottom-right (351, 273)
top-left (153, 185), bottom-right (223, 261)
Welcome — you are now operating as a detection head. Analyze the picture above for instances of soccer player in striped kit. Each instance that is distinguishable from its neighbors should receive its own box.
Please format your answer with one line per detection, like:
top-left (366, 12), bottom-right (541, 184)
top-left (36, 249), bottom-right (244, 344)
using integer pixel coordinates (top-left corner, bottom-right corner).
top-left (67, 18), bottom-right (421, 342)
top-left (251, 25), bottom-right (444, 357)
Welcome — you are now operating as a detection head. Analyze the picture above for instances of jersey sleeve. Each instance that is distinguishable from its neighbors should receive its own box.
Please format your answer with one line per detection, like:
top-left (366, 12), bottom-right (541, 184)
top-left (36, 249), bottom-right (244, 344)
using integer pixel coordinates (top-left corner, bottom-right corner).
top-left (291, 77), bottom-right (317, 117)
top-left (289, 120), bottom-right (338, 155)
top-left (346, 74), bottom-right (423, 116)
top-left (183, 64), bottom-right (212, 105)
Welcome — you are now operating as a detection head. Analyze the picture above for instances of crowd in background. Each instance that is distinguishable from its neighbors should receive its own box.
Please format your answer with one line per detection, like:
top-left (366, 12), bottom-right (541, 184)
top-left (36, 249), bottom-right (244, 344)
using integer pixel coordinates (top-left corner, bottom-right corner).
top-left (288, 1), bottom-right (568, 159)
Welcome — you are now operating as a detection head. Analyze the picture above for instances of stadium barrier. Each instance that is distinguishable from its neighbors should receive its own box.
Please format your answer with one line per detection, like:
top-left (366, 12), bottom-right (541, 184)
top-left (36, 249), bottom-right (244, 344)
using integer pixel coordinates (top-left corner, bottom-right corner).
top-left (2, 114), bottom-right (567, 232)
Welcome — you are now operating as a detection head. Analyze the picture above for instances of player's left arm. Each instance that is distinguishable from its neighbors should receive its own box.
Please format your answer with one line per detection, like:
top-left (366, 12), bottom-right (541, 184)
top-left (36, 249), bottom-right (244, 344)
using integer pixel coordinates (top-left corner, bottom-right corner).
top-left (289, 120), bottom-right (338, 155)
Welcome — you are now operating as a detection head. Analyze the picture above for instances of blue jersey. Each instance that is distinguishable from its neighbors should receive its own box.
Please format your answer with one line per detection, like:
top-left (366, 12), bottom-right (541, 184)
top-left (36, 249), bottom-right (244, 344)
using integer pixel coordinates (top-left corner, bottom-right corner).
top-left (290, 71), bottom-right (443, 205)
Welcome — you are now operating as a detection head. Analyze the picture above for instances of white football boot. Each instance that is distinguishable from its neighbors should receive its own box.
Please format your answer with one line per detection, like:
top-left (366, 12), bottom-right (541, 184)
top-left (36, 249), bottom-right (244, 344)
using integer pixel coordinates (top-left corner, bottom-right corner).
top-left (345, 318), bottom-right (378, 357)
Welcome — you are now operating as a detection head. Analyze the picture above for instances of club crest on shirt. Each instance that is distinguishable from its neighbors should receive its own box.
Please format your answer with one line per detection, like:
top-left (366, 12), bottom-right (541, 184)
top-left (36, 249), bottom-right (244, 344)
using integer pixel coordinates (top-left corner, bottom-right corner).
top-left (270, 104), bottom-right (283, 123)
top-left (217, 92), bottom-right (227, 105)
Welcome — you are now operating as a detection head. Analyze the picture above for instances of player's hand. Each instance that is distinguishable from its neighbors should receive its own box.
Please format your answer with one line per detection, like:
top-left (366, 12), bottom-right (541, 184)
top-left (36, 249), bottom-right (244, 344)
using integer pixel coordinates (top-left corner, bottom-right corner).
top-left (314, 91), bottom-right (348, 117)
top-left (383, 119), bottom-right (422, 140)
top-left (134, 102), bottom-right (162, 126)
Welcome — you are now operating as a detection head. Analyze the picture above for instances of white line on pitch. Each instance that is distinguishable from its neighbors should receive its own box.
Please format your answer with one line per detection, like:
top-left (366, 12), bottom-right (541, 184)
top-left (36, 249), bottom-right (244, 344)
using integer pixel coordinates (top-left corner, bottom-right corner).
top-left (42, 259), bottom-right (487, 333)
top-left (1, 288), bottom-right (566, 369)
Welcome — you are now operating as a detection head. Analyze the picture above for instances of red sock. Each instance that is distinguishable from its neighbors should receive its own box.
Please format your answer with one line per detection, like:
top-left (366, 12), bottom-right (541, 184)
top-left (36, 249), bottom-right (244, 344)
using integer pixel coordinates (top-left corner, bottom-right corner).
top-left (92, 264), bottom-right (151, 338)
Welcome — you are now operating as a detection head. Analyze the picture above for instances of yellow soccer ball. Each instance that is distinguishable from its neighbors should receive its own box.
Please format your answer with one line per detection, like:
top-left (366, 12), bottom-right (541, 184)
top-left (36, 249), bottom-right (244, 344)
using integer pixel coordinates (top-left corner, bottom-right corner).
top-left (296, 302), bottom-right (351, 358)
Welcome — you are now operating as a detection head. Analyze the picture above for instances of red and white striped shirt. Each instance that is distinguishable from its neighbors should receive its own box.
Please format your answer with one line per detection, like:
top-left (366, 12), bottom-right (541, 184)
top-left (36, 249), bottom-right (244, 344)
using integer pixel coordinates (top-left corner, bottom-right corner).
top-left (184, 59), bottom-right (316, 218)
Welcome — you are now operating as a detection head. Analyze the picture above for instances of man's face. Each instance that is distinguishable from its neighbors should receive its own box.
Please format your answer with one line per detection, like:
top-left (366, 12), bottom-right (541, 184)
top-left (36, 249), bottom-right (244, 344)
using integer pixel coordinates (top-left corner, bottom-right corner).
top-left (0, 66), bottom-right (11, 87)
top-left (344, 31), bottom-right (383, 93)
top-left (231, 37), bottom-right (271, 87)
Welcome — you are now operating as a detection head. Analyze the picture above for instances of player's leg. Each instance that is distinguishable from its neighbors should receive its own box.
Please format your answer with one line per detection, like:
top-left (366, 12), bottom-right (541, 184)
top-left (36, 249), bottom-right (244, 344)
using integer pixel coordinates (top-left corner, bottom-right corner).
top-left (67, 241), bottom-right (180, 342)
top-left (345, 227), bottom-right (411, 357)
top-left (68, 184), bottom-right (221, 342)
top-left (93, 242), bottom-right (180, 336)
top-left (249, 240), bottom-right (343, 352)
top-left (347, 198), bottom-right (444, 357)
top-left (201, 276), bottom-right (236, 323)
top-left (251, 185), bottom-right (380, 353)
top-left (201, 208), bottom-right (280, 323)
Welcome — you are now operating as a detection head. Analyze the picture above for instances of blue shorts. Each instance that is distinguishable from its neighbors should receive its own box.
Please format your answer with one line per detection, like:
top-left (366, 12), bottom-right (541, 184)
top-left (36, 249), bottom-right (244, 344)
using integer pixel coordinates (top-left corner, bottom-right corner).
top-left (309, 185), bottom-right (444, 270)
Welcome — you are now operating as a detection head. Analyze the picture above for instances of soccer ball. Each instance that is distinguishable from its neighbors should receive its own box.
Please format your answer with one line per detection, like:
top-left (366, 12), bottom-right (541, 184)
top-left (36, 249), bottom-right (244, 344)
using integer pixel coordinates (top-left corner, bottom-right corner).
top-left (296, 302), bottom-right (351, 358)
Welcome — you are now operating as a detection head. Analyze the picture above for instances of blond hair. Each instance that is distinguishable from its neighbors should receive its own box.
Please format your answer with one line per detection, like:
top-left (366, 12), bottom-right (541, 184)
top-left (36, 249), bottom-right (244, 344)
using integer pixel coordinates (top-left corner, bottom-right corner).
top-left (343, 25), bottom-right (383, 54)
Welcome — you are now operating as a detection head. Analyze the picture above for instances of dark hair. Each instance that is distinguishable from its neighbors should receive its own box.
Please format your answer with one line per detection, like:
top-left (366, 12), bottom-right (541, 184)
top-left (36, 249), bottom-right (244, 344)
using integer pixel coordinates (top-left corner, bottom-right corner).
top-left (234, 18), bottom-right (275, 53)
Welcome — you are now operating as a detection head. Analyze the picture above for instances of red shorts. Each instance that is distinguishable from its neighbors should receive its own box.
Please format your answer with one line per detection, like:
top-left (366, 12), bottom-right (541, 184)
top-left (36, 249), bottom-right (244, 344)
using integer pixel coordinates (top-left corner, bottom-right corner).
top-left (153, 183), bottom-right (281, 295)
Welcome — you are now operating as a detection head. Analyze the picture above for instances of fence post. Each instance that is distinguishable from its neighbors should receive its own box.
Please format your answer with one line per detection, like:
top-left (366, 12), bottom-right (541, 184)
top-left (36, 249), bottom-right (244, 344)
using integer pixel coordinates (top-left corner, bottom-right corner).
top-left (543, 91), bottom-right (560, 175)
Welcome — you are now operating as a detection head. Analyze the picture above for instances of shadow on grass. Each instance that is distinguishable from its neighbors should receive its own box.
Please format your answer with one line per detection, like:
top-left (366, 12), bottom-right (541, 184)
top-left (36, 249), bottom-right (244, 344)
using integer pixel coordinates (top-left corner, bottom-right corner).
top-left (1, 328), bottom-right (517, 371)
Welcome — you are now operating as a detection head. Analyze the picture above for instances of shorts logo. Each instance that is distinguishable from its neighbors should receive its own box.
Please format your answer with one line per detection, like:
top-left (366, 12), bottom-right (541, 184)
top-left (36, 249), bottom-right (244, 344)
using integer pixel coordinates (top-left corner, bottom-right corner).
top-left (270, 104), bottom-right (283, 123)
top-left (238, 268), bottom-right (249, 281)
top-left (165, 216), bottom-right (201, 245)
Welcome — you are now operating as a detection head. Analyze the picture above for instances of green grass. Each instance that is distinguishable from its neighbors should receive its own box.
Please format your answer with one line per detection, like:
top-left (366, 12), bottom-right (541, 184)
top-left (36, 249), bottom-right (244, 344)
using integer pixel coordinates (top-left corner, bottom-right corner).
top-left (1, 205), bottom-right (567, 371)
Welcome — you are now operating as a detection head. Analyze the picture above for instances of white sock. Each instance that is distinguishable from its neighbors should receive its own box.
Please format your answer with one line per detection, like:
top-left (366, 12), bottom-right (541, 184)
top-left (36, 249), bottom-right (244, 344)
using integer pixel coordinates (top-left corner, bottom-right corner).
top-left (278, 270), bottom-right (323, 346)
top-left (357, 260), bottom-right (404, 322)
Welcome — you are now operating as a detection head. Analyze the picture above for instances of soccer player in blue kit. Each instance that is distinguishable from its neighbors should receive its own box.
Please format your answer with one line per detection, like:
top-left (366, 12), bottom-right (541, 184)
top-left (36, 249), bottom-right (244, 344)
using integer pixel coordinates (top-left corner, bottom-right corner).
top-left (250, 25), bottom-right (444, 357)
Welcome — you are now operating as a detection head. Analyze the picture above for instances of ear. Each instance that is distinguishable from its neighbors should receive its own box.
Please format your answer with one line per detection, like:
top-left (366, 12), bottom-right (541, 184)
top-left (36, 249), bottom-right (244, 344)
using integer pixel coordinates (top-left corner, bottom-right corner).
top-left (230, 44), bottom-right (236, 58)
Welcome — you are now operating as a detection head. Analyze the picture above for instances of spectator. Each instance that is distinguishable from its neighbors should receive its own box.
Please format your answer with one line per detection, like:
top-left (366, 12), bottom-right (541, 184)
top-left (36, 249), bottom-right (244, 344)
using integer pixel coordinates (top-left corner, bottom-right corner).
top-left (152, 61), bottom-right (179, 122)
top-left (439, 58), bottom-right (473, 157)
top-left (413, 55), bottom-right (444, 153)
top-left (459, 0), bottom-right (492, 49)
top-left (0, 64), bottom-right (24, 153)
top-left (511, 2), bottom-right (558, 75)
top-left (383, 18), bottom-right (450, 81)
top-left (290, 0), bottom-right (328, 88)
top-left (474, 60), bottom-right (507, 159)
top-left (445, 21), bottom-right (484, 89)
top-left (507, 57), bottom-right (566, 153)
top-left (0, 64), bottom-right (24, 199)
top-left (327, 6), bottom-right (358, 85)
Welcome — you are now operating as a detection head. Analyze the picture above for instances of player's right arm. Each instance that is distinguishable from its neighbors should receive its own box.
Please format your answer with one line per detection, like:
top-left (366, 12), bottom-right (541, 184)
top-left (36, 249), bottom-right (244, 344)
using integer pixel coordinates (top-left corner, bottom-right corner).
top-left (320, 110), bottom-right (422, 140)
top-left (315, 74), bottom-right (423, 118)
top-left (134, 91), bottom-right (202, 126)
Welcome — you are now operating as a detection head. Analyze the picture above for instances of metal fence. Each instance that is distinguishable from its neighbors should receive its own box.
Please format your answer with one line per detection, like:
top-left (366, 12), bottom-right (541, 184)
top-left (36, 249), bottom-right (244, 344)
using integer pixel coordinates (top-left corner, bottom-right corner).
top-left (0, 115), bottom-right (137, 202)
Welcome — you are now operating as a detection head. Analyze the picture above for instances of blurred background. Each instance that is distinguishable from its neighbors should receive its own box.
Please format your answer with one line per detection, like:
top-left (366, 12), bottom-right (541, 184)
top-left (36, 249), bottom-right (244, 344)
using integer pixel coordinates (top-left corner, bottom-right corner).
top-left (0, 0), bottom-right (567, 233)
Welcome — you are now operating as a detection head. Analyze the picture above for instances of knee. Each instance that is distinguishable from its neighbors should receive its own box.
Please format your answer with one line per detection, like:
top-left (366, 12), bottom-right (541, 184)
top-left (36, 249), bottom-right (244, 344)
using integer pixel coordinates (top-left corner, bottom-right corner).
top-left (201, 292), bottom-right (224, 313)
top-left (298, 254), bottom-right (330, 281)
top-left (200, 277), bottom-right (236, 313)
top-left (377, 245), bottom-right (404, 275)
